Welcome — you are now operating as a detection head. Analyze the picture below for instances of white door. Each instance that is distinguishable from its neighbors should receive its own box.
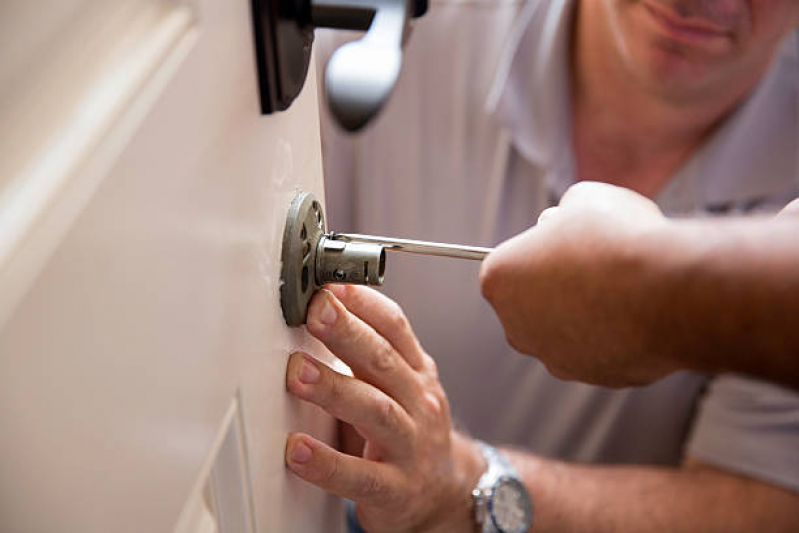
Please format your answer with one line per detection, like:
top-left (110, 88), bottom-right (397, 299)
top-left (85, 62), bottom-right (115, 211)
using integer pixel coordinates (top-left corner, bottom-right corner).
top-left (0, 1), bottom-right (341, 532)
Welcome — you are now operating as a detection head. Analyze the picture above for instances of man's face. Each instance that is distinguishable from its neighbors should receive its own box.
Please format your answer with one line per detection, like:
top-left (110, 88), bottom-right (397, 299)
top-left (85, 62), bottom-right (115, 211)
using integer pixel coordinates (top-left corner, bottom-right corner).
top-left (602, 0), bottom-right (799, 100)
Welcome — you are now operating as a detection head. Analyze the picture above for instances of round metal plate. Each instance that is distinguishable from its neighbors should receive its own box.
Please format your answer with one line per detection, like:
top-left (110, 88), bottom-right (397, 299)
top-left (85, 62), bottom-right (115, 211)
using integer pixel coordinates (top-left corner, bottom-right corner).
top-left (280, 192), bottom-right (326, 326)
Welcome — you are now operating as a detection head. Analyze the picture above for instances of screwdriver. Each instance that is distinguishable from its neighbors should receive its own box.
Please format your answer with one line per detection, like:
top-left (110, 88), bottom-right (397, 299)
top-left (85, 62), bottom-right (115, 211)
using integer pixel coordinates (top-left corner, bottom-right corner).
top-left (329, 233), bottom-right (494, 261)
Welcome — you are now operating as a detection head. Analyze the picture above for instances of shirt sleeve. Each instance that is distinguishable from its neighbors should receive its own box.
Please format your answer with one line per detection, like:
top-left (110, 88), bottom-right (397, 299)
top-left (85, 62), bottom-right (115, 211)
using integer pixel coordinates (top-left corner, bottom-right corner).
top-left (685, 374), bottom-right (799, 492)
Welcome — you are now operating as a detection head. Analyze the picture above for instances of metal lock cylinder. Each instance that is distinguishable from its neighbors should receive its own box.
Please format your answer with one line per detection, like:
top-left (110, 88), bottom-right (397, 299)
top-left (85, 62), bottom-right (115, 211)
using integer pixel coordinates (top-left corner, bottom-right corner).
top-left (316, 236), bottom-right (385, 286)
top-left (280, 191), bottom-right (488, 326)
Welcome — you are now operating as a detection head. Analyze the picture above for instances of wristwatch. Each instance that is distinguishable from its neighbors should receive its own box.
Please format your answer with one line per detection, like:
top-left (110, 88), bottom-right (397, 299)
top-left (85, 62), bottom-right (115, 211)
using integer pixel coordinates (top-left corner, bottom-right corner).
top-left (471, 441), bottom-right (533, 533)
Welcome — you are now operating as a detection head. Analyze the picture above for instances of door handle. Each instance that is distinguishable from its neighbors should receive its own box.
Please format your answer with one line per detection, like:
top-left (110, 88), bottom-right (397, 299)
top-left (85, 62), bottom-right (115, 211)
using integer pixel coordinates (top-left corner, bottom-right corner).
top-left (312, 0), bottom-right (424, 131)
top-left (251, 0), bottom-right (426, 131)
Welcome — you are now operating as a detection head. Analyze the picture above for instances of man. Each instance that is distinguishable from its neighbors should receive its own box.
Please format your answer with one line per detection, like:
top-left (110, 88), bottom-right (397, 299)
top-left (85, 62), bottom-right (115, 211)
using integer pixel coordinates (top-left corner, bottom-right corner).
top-left (481, 181), bottom-right (799, 390)
top-left (303, 0), bottom-right (799, 530)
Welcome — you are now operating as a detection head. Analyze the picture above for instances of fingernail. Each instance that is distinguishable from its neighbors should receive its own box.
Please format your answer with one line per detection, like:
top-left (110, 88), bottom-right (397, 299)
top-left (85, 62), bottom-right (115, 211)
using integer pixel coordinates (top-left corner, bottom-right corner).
top-left (290, 441), bottom-right (312, 464)
top-left (299, 357), bottom-right (320, 384)
top-left (319, 294), bottom-right (337, 326)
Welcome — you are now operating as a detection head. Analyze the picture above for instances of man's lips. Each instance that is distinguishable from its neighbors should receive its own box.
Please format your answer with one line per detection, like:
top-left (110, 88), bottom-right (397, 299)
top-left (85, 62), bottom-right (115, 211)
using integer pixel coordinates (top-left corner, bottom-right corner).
top-left (643, 1), bottom-right (733, 43)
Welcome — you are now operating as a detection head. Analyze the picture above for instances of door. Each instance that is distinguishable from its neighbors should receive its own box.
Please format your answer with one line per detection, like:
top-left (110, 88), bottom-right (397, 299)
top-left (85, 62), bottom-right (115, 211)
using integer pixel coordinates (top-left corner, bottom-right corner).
top-left (0, 1), bottom-right (341, 531)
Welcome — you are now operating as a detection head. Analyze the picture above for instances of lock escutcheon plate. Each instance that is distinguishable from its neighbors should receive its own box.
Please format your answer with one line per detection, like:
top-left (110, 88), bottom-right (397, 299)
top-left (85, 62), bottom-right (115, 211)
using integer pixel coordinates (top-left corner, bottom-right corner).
top-left (280, 191), bottom-right (386, 326)
top-left (280, 192), bottom-right (325, 326)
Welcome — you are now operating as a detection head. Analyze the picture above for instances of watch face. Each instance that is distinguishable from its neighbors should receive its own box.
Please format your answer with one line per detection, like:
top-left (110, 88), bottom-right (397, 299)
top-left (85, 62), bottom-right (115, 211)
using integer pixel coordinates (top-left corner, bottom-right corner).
top-left (488, 477), bottom-right (533, 533)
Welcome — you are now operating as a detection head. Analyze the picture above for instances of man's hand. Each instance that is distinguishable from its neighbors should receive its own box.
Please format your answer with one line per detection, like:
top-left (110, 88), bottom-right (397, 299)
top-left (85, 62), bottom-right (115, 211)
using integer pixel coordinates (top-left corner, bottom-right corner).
top-left (480, 181), bottom-right (679, 387)
top-left (481, 184), bottom-right (799, 390)
top-left (285, 285), bottom-right (484, 533)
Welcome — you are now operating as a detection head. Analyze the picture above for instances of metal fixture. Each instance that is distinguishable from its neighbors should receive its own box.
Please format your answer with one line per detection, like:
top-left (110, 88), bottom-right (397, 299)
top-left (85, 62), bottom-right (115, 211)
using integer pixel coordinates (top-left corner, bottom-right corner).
top-left (330, 233), bottom-right (492, 261)
top-left (280, 192), bottom-right (326, 327)
top-left (280, 192), bottom-right (384, 326)
top-left (252, 0), bottom-right (427, 132)
top-left (280, 192), bottom-right (493, 326)
top-left (317, 236), bottom-right (386, 285)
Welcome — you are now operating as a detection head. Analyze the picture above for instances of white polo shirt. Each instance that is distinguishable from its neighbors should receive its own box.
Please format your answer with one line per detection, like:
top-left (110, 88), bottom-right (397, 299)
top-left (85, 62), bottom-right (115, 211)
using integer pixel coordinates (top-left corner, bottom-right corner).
top-left (316, 0), bottom-right (799, 491)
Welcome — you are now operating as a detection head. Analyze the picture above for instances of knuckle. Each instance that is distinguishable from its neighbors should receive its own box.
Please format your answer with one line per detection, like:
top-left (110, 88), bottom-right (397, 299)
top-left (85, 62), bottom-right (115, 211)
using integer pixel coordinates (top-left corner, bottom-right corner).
top-left (420, 391), bottom-right (443, 418)
top-left (422, 353), bottom-right (439, 378)
top-left (359, 470), bottom-right (393, 507)
top-left (374, 395), bottom-right (416, 446)
top-left (478, 260), bottom-right (498, 301)
top-left (545, 362), bottom-right (572, 382)
top-left (385, 303), bottom-right (410, 335)
top-left (361, 470), bottom-right (383, 497)
top-left (403, 420), bottom-right (420, 447)
top-left (435, 388), bottom-right (450, 415)
top-left (370, 342), bottom-right (397, 374)
top-left (505, 330), bottom-right (524, 353)
top-left (538, 206), bottom-right (558, 223)
top-left (561, 181), bottom-right (593, 202)
top-left (376, 399), bottom-right (402, 430)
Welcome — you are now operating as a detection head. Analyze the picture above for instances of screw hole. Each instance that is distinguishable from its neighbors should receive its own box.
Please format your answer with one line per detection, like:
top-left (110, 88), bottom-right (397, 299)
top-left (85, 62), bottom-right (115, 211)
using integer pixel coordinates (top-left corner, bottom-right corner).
top-left (312, 202), bottom-right (323, 228)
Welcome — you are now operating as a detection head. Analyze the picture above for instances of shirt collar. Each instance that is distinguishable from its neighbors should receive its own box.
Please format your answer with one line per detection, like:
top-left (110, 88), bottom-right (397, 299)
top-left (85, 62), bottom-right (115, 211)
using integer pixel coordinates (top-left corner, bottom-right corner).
top-left (488, 0), bottom-right (799, 209)
top-left (486, 0), bottom-right (575, 170)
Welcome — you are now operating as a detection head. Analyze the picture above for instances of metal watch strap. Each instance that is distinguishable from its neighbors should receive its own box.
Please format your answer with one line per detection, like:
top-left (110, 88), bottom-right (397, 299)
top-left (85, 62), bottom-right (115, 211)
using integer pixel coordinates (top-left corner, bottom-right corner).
top-left (473, 441), bottom-right (527, 533)
top-left (476, 441), bottom-right (519, 484)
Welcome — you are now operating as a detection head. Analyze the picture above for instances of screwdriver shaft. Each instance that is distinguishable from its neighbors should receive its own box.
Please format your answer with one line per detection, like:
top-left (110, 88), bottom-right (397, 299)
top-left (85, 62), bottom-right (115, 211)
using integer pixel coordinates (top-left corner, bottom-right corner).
top-left (331, 233), bottom-right (493, 261)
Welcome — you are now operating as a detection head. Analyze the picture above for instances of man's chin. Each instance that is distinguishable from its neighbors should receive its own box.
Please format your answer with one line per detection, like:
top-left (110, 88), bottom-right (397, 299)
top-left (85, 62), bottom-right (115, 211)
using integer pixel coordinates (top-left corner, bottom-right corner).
top-left (617, 5), bottom-right (737, 101)
top-left (628, 44), bottom-right (726, 102)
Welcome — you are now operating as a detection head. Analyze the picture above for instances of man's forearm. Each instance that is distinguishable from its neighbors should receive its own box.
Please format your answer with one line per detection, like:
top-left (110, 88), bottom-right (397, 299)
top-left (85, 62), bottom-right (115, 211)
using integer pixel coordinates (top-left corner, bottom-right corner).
top-left (647, 217), bottom-right (799, 389)
top-left (501, 448), bottom-right (799, 532)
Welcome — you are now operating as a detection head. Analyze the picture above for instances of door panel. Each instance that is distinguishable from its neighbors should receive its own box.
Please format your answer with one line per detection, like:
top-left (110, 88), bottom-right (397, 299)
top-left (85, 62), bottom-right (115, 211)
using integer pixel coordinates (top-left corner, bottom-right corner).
top-left (0, 1), bottom-right (341, 532)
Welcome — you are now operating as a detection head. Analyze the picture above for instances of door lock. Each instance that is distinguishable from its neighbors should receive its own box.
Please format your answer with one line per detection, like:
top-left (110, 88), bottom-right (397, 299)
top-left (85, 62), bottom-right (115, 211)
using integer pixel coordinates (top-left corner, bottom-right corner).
top-left (280, 192), bottom-right (493, 326)
top-left (280, 192), bottom-right (385, 326)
